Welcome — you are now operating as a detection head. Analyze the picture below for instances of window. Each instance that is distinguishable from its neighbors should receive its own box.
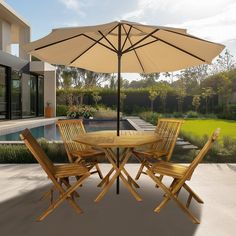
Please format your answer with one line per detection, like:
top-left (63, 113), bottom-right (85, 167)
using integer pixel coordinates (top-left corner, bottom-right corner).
top-left (38, 76), bottom-right (44, 116)
top-left (0, 66), bottom-right (7, 119)
top-left (11, 71), bottom-right (22, 119)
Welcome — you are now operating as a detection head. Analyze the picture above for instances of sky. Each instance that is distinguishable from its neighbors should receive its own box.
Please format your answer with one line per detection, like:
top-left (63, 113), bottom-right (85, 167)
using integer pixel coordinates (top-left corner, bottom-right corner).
top-left (4, 0), bottom-right (236, 81)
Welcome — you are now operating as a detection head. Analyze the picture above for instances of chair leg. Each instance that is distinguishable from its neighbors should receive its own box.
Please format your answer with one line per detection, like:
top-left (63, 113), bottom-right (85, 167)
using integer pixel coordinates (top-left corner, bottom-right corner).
top-left (147, 170), bottom-right (200, 224)
top-left (40, 186), bottom-right (56, 202)
top-left (183, 183), bottom-right (204, 204)
top-left (135, 161), bottom-right (145, 180)
top-left (61, 177), bottom-right (80, 198)
top-left (155, 175), bottom-right (164, 188)
top-left (37, 173), bottom-right (90, 221)
top-left (95, 163), bottom-right (103, 179)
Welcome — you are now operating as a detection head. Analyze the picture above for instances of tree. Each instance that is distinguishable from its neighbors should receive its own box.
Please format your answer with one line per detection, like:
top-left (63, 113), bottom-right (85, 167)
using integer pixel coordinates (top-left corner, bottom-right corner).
top-left (129, 73), bottom-right (160, 88)
top-left (61, 70), bottom-right (73, 89)
top-left (121, 78), bottom-right (130, 88)
top-left (201, 71), bottom-right (232, 113)
top-left (140, 73), bottom-right (160, 81)
top-left (76, 69), bottom-right (111, 88)
top-left (192, 95), bottom-right (201, 112)
top-left (148, 88), bottom-right (158, 112)
top-left (211, 49), bottom-right (236, 74)
top-left (216, 73), bottom-right (232, 113)
top-left (92, 91), bottom-right (102, 106)
top-left (120, 92), bottom-right (127, 112)
top-left (175, 78), bottom-right (186, 113)
top-left (201, 87), bottom-right (214, 114)
top-left (163, 72), bottom-right (177, 83)
top-left (109, 74), bottom-right (116, 89)
top-left (156, 82), bottom-right (171, 113)
top-left (55, 65), bottom-right (65, 89)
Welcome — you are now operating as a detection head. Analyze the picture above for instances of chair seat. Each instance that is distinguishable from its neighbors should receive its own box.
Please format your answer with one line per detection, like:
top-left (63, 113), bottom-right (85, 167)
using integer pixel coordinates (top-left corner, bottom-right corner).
top-left (133, 149), bottom-right (168, 159)
top-left (150, 161), bottom-right (189, 179)
top-left (54, 163), bottom-right (89, 178)
top-left (71, 149), bottom-right (104, 158)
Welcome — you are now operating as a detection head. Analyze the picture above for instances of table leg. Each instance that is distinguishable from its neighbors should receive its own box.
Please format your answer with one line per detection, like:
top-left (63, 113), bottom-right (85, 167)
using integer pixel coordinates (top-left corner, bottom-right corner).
top-left (97, 149), bottom-right (140, 189)
top-left (94, 148), bottom-right (142, 202)
top-left (107, 149), bottom-right (140, 189)
top-left (97, 167), bottom-right (115, 187)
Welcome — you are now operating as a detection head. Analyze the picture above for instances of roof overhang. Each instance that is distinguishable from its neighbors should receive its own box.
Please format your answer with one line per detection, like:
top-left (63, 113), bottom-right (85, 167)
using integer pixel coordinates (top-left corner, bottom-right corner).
top-left (30, 61), bottom-right (56, 75)
top-left (0, 0), bottom-right (30, 43)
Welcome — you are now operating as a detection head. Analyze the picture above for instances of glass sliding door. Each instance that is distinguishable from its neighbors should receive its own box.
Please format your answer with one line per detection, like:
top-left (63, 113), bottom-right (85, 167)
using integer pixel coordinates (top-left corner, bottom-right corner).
top-left (11, 71), bottom-right (22, 119)
top-left (22, 74), bottom-right (37, 118)
top-left (30, 74), bottom-right (37, 117)
top-left (38, 76), bottom-right (44, 116)
top-left (0, 66), bottom-right (7, 119)
top-left (11, 71), bottom-right (43, 119)
top-left (21, 74), bottom-right (31, 118)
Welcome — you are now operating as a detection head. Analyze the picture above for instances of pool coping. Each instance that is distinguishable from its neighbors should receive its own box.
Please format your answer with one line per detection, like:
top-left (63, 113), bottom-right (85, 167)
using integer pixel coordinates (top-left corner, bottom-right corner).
top-left (0, 117), bottom-right (60, 136)
top-left (0, 117), bottom-right (61, 144)
top-left (0, 116), bottom-right (146, 144)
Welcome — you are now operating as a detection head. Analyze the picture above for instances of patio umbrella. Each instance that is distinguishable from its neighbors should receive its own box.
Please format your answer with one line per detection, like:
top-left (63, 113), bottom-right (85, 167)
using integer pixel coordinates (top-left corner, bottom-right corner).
top-left (24, 20), bottom-right (224, 193)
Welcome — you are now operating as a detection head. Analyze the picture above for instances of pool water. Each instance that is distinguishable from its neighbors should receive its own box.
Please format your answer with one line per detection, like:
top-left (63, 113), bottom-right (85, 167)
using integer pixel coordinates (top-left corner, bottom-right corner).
top-left (0, 120), bottom-right (135, 141)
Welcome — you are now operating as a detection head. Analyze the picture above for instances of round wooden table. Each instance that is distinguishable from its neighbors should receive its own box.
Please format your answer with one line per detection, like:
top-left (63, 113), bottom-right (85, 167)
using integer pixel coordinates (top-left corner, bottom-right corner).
top-left (75, 130), bottom-right (161, 202)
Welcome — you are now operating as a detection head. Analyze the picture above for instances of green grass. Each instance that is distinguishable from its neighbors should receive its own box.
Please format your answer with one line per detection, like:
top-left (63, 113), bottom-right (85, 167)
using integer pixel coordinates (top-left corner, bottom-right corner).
top-left (181, 119), bottom-right (236, 140)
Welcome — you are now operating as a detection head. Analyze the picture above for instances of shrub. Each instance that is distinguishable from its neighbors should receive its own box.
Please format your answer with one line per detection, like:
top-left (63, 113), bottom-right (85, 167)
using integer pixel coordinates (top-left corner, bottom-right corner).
top-left (172, 112), bottom-right (184, 118)
top-left (180, 130), bottom-right (236, 162)
top-left (218, 104), bottom-right (236, 120)
top-left (56, 104), bottom-right (68, 116)
top-left (186, 110), bottom-right (199, 118)
top-left (0, 141), bottom-right (67, 163)
top-left (203, 113), bottom-right (218, 119)
top-left (139, 111), bottom-right (159, 125)
top-left (67, 105), bottom-right (97, 119)
top-left (94, 107), bottom-right (118, 119)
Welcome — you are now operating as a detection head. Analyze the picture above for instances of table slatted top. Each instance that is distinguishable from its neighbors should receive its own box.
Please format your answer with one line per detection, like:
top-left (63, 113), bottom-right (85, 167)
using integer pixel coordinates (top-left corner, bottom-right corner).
top-left (74, 130), bottom-right (161, 148)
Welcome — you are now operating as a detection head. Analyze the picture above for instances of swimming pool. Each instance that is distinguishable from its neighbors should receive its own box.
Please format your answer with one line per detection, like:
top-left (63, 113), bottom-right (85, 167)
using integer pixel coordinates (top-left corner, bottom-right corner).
top-left (0, 119), bottom-right (135, 141)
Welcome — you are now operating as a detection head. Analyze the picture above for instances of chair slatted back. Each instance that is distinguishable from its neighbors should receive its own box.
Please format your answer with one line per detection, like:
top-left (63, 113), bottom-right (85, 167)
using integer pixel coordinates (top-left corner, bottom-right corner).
top-left (185, 128), bottom-right (220, 180)
top-left (153, 119), bottom-right (183, 161)
top-left (20, 129), bottom-right (56, 181)
top-left (56, 119), bottom-right (87, 162)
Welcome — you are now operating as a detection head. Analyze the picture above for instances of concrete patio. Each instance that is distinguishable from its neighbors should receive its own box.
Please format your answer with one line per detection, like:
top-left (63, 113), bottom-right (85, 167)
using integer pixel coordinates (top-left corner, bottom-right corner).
top-left (0, 164), bottom-right (236, 236)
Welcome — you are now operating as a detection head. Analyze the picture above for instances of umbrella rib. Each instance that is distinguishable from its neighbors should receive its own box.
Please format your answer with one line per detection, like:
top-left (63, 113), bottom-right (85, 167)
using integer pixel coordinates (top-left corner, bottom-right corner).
top-left (150, 34), bottom-right (207, 63)
top-left (123, 39), bottom-right (159, 54)
top-left (122, 24), bottom-right (145, 73)
top-left (125, 23), bottom-right (220, 46)
top-left (98, 30), bottom-right (117, 52)
top-left (34, 33), bottom-right (84, 51)
top-left (69, 25), bottom-right (119, 65)
top-left (82, 33), bottom-right (117, 53)
top-left (124, 23), bottom-right (208, 63)
top-left (122, 28), bottom-right (160, 54)
top-left (34, 24), bottom-right (118, 54)
top-left (121, 25), bottom-right (132, 51)
top-left (162, 29), bottom-right (221, 45)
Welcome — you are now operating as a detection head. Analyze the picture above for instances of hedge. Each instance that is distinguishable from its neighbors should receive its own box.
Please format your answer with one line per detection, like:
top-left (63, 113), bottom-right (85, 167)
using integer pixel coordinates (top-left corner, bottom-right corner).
top-left (57, 88), bottom-right (219, 114)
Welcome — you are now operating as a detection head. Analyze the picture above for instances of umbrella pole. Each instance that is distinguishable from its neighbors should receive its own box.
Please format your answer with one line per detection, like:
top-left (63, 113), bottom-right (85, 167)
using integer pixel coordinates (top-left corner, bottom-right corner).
top-left (116, 23), bottom-right (122, 195)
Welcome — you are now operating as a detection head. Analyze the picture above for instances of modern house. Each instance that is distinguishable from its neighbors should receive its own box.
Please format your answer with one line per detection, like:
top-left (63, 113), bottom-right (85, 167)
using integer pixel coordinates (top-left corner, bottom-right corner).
top-left (0, 0), bottom-right (56, 120)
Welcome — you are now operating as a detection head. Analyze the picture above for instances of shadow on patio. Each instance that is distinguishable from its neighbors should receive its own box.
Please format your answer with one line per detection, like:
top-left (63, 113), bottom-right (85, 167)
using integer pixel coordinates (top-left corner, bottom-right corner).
top-left (0, 178), bottom-right (200, 236)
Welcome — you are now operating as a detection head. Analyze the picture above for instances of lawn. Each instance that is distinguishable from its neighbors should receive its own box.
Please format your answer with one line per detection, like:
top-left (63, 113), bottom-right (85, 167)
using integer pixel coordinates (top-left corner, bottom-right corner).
top-left (181, 119), bottom-right (236, 139)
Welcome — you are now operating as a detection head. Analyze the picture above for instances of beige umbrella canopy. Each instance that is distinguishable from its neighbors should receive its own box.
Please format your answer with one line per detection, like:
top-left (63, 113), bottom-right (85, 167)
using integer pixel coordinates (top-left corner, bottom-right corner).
top-left (24, 20), bottom-right (224, 73)
top-left (24, 21), bottom-right (224, 194)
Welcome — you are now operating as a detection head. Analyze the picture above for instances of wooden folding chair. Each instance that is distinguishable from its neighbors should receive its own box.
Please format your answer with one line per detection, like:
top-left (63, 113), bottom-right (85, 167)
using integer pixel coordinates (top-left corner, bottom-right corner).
top-left (20, 129), bottom-right (90, 221)
top-left (146, 128), bottom-right (220, 224)
top-left (56, 119), bottom-right (103, 179)
top-left (133, 119), bottom-right (183, 180)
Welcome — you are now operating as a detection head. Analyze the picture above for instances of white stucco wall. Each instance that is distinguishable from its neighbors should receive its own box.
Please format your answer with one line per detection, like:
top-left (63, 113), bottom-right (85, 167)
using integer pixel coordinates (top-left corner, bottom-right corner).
top-left (19, 26), bottom-right (30, 61)
top-left (44, 71), bottom-right (56, 117)
top-left (30, 61), bottom-right (56, 117)
top-left (0, 19), bottom-right (11, 53)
